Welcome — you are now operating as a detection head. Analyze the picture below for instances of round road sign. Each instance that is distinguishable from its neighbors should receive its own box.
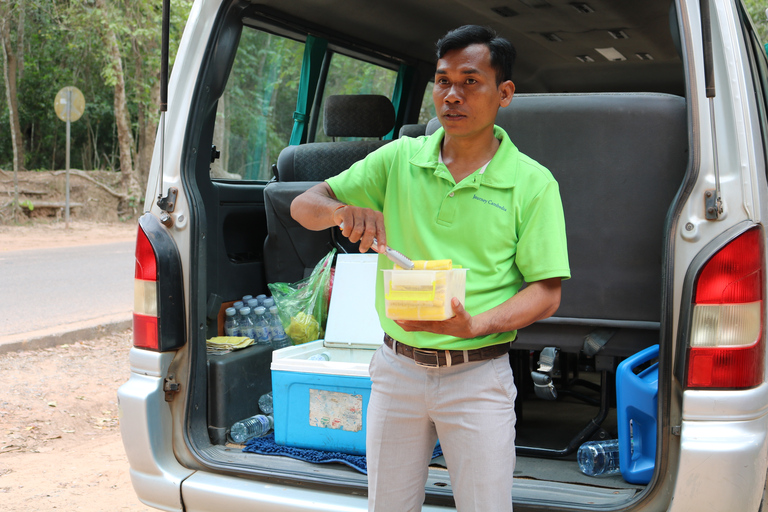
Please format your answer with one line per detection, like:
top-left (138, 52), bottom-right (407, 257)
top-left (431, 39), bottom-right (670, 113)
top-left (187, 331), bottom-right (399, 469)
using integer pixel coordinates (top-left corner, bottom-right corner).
top-left (55, 86), bottom-right (86, 122)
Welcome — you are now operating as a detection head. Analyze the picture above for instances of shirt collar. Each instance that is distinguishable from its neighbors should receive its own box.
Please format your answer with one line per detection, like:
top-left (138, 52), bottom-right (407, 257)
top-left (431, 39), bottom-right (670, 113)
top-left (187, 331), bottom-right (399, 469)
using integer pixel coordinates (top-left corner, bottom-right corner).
top-left (409, 125), bottom-right (519, 189)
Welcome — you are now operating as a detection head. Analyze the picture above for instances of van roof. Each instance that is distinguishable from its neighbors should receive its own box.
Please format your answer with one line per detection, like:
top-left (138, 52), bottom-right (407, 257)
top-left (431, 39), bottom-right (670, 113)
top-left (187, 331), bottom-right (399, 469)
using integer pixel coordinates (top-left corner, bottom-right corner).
top-left (248, 0), bottom-right (683, 94)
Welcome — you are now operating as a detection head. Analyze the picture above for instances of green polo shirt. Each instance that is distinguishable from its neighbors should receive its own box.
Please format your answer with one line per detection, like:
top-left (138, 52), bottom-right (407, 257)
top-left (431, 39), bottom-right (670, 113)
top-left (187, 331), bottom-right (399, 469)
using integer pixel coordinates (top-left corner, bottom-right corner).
top-left (326, 126), bottom-right (570, 350)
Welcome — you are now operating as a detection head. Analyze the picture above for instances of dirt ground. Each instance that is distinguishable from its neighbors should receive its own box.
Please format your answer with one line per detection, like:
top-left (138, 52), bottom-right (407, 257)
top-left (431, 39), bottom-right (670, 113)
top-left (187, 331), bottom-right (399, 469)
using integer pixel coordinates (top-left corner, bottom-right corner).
top-left (1, 170), bottom-right (130, 225)
top-left (0, 221), bottom-right (151, 511)
top-left (0, 219), bottom-right (138, 253)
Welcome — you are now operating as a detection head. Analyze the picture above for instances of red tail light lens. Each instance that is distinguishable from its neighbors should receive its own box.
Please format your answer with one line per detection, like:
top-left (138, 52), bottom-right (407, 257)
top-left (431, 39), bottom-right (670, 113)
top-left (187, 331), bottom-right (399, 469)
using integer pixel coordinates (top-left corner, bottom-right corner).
top-left (686, 228), bottom-right (764, 389)
top-left (134, 226), bottom-right (159, 350)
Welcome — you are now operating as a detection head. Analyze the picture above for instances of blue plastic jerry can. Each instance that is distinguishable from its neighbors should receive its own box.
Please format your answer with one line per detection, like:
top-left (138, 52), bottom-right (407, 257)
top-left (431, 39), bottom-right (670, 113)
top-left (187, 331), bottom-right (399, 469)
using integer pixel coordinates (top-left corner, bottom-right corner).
top-left (616, 344), bottom-right (659, 485)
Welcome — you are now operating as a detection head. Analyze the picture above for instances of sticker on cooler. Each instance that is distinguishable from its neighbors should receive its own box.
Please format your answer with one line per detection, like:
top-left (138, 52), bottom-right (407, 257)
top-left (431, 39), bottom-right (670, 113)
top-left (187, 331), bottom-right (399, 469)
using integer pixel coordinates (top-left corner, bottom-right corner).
top-left (309, 389), bottom-right (363, 432)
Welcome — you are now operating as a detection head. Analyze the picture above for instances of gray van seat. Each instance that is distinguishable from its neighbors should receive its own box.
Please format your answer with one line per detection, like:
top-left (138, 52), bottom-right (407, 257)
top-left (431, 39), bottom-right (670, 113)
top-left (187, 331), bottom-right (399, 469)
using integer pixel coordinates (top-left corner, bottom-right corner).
top-left (274, 94), bottom-right (395, 181)
top-left (265, 95), bottom-right (396, 283)
top-left (428, 93), bottom-right (688, 457)
top-left (399, 123), bottom-right (427, 138)
top-left (426, 93), bottom-right (688, 359)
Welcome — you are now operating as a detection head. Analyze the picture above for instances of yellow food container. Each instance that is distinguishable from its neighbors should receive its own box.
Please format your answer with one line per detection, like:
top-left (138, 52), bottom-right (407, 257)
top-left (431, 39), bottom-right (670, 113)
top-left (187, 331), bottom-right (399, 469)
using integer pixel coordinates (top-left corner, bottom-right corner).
top-left (382, 268), bottom-right (468, 320)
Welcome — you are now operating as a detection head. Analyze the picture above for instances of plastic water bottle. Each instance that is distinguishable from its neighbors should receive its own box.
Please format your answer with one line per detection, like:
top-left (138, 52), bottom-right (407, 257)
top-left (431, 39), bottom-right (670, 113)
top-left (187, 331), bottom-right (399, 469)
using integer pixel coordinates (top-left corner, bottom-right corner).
top-left (252, 306), bottom-right (271, 345)
top-left (577, 439), bottom-right (621, 477)
top-left (269, 306), bottom-right (291, 349)
top-left (258, 392), bottom-right (273, 415)
top-left (224, 307), bottom-right (239, 336)
top-left (238, 307), bottom-right (256, 340)
top-left (230, 414), bottom-right (274, 443)
top-left (233, 300), bottom-right (244, 311)
top-left (242, 295), bottom-right (253, 304)
top-left (247, 299), bottom-right (259, 311)
top-left (256, 294), bottom-right (267, 306)
top-left (309, 352), bottom-right (331, 361)
top-left (262, 297), bottom-right (275, 311)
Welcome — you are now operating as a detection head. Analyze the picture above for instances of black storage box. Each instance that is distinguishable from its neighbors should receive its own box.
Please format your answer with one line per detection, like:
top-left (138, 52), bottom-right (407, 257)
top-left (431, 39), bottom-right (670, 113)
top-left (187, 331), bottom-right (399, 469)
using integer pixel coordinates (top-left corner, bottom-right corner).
top-left (207, 344), bottom-right (273, 444)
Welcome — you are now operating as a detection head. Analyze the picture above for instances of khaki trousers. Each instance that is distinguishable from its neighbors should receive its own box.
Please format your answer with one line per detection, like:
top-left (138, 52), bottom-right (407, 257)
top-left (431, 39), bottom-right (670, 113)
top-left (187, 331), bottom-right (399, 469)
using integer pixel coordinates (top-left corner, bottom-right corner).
top-left (366, 342), bottom-right (517, 512)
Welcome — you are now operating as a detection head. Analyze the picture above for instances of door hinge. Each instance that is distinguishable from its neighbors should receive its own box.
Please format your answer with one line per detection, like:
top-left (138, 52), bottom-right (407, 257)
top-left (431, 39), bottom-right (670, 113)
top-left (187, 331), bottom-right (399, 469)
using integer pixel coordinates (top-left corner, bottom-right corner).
top-left (157, 187), bottom-right (178, 228)
top-left (164, 374), bottom-right (181, 402)
top-left (705, 189), bottom-right (722, 220)
top-left (671, 425), bottom-right (681, 436)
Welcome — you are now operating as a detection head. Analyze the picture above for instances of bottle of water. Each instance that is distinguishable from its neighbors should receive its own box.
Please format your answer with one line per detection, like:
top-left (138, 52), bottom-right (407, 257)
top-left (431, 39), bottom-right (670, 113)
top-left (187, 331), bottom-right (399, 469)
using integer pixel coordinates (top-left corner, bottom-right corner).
top-left (577, 439), bottom-right (621, 477)
top-left (256, 294), bottom-right (267, 306)
top-left (247, 299), bottom-right (259, 311)
top-left (233, 300), bottom-right (244, 311)
top-left (238, 307), bottom-right (256, 340)
top-left (258, 391), bottom-right (273, 415)
top-left (309, 352), bottom-right (331, 361)
top-left (269, 306), bottom-right (291, 349)
top-left (262, 297), bottom-right (275, 312)
top-left (229, 414), bottom-right (274, 443)
top-left (242, 295), bottom-right (253, 304)
top-left (224, 307), bottom-right (239, 336)
top-left (252, 306), bottom-right (271, 345)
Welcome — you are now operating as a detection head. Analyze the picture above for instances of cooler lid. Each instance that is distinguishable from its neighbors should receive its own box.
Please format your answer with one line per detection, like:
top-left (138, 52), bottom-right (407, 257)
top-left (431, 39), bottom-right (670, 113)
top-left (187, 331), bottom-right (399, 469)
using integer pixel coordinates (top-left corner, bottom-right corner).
top-left (324, 254), bottom-right (384, 349)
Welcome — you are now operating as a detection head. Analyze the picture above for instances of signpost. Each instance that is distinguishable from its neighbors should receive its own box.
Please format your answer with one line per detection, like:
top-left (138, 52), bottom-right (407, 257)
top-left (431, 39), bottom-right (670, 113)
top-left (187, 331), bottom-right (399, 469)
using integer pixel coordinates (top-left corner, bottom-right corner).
top-left (54, 86), bottom-right (85, 228)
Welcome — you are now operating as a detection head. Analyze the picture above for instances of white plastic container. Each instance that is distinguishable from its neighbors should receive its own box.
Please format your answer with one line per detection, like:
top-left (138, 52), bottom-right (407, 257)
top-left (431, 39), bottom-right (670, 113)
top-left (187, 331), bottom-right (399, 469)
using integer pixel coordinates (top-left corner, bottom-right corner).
top-left (383, 268), bottom-right (467, 320)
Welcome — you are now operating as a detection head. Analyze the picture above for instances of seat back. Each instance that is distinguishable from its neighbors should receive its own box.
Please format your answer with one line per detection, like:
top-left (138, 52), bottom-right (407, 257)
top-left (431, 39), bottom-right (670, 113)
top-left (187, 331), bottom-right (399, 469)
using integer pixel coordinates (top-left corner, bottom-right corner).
top-left (274, 94), bottom-right (395, 181)
top-left (428, 93), bottom-right (688, 356)
top-left (265, 95), bottom-right (396, 283)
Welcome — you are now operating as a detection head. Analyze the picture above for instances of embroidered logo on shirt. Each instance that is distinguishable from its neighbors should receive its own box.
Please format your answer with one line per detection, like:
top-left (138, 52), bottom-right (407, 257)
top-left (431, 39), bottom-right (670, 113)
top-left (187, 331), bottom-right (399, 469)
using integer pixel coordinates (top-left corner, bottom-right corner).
top-left (473, 194), bottom-right (507, 212)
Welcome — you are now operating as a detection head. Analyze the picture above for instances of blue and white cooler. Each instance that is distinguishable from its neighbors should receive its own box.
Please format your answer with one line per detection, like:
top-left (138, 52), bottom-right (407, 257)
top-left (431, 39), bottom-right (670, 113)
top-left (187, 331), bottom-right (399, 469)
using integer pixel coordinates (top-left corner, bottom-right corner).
top-left (271, 254), bottom-right (383, 456)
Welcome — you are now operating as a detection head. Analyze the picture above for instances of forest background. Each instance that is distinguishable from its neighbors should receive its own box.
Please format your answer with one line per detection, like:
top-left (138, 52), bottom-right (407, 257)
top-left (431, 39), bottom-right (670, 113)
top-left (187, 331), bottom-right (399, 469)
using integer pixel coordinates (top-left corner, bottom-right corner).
top-left (1, 1), bottom-right (767, 221)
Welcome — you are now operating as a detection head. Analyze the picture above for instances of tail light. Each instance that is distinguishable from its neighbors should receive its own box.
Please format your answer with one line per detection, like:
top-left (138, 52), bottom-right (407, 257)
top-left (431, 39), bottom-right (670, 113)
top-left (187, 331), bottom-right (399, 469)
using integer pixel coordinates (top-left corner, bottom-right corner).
top-left (132, 214), bottom-right (186, 351)
top-left (134, 226), bottom-right (160, 349)
top-left (686, 227), bottom-right (764, 389)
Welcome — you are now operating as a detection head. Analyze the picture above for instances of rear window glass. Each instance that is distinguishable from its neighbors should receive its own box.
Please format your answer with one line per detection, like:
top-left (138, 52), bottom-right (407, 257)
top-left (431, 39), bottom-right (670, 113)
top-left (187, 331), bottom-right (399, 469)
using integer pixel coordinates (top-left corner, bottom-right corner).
top-left (313, 53), bottom-right (398, 142)
top-left (419, 83), bottom-right (437, 125)
top-left (210, 27), bottom-right (304, 181)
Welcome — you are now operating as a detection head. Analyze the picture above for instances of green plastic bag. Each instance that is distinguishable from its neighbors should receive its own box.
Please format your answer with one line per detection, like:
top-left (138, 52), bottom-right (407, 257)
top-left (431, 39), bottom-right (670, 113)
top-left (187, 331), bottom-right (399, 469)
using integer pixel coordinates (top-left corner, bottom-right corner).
top-left (268, 248), bottom-right (336, 345)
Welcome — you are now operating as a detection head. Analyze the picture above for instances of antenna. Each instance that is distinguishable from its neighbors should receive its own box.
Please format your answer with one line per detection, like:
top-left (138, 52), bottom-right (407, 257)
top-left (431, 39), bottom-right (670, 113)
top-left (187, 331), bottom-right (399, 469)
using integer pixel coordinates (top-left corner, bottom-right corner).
top-left (699, 0), bottom-right (723, 220)
top-left (156, 0), bottom-right (176, 226)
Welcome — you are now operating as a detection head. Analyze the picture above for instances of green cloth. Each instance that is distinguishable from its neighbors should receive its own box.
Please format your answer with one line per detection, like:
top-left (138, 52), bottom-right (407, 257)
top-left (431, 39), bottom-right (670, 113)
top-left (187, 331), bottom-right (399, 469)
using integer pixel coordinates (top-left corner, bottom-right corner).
top-left (327, 126), bottom-right (570, 350)
top-left (289, 35), bottom-right (328, 146)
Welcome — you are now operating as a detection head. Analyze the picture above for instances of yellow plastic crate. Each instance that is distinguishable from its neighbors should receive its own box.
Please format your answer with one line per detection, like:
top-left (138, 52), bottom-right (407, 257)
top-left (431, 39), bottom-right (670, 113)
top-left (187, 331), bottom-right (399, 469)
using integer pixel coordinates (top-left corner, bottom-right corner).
top-left (383, 268), bottom-right (467, 320)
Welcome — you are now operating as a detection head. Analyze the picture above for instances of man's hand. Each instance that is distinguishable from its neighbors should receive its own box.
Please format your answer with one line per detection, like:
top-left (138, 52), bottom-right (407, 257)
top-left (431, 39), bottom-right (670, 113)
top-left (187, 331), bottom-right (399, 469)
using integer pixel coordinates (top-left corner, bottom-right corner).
top-left (334, 204), bottom-right (386, 254)
top-left (290, 182), bottom-right (386, 253)
top-left (395, 297), bottom-right (477, 339)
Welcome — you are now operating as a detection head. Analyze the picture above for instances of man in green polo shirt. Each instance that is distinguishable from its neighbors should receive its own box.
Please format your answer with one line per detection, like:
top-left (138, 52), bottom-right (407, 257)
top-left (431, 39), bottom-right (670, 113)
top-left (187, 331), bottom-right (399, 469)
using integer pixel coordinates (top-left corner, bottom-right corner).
top-left (291, 25), bottom-right (569, 512)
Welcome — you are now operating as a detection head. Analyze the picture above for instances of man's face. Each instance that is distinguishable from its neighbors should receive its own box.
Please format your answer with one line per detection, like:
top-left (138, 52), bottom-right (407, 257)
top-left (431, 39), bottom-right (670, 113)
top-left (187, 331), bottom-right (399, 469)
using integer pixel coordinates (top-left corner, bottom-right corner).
top-left (433, 44), bottom-right (514, 140)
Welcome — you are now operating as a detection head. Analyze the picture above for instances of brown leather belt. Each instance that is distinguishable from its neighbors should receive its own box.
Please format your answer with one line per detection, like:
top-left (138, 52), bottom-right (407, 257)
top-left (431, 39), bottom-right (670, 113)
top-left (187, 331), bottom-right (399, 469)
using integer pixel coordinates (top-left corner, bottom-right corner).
top-left (383, 334), bottom-right (510, 368)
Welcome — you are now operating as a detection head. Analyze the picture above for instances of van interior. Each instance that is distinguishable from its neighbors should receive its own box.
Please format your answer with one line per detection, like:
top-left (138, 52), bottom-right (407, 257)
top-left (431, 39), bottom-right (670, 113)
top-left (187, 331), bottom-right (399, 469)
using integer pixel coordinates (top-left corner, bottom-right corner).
top-left (174, 0), bottom-right (717, 508)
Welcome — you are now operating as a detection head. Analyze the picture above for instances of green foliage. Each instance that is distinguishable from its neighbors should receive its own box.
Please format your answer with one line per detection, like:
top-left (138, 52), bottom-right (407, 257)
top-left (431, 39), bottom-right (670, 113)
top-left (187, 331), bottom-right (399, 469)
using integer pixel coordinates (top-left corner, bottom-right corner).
top-left (0, 0), bottom-right (192, 172)
top-left (743, 0), bottom-right (768, 43)
top-left (219, 30), bottom-right (305, 180)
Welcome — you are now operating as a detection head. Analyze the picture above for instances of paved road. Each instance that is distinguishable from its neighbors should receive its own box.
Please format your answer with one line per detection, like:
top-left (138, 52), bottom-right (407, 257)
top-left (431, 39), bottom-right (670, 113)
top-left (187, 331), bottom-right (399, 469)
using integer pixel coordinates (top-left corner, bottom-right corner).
top-left (0, 242), bottom-right (134, 338)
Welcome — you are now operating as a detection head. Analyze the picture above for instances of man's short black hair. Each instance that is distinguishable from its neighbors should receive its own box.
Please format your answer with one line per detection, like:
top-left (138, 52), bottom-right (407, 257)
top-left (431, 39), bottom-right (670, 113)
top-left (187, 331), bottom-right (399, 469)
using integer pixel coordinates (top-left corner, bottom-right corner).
top-left (436, 25), bottom-right (516, 85)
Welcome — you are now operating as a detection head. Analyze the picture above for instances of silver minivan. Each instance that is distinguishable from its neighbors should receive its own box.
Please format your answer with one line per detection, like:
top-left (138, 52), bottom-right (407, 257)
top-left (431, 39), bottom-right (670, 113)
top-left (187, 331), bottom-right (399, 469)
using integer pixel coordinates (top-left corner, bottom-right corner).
top-left (119, 0), bottom-right (768, 510)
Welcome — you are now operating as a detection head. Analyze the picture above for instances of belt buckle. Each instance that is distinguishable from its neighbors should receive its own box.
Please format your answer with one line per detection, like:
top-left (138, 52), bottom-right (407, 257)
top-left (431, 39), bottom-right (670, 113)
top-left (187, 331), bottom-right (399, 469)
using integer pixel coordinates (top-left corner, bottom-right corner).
top-left (413, 348), bottom-right (440, 368)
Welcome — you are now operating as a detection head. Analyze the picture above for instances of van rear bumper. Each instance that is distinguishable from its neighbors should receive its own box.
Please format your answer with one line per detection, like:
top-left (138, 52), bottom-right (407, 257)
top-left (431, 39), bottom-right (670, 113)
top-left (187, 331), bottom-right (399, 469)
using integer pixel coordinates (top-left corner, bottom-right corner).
top-left (668, 414), bottom-right (768, 512)
top-left (117, 349), bottom-right (193, 512)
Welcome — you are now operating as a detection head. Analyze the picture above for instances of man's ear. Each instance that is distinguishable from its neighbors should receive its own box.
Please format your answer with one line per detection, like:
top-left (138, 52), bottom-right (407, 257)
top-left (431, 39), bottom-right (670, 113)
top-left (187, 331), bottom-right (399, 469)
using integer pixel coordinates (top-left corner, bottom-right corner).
top-left (499, 80), bottom-right (515, 107)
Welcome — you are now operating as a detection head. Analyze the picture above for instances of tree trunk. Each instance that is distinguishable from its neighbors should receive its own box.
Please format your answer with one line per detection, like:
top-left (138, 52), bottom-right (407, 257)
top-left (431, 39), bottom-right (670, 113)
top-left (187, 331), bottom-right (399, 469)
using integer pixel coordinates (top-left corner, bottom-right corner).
top-left (137, 79), bottom-right (160, 190)
top-left (95, 0), bottom-right (139, 214)
top-left (1, 4), bottom-right (26, 218)
top-left (0, 9), bottom-right (24, 175)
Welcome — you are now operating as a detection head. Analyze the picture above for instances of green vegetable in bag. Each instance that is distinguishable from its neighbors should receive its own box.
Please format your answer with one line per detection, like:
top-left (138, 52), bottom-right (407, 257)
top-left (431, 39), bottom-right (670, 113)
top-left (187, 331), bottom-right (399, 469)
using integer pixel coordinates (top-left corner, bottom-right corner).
top-left (268, 248), bottom-right (336, 345)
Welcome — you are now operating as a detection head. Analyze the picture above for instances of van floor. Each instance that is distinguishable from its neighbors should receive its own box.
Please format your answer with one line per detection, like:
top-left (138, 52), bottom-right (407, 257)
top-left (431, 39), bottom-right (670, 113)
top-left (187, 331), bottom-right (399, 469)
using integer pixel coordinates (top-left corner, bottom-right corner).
top-left (510, 375), bottom-right (644, 490)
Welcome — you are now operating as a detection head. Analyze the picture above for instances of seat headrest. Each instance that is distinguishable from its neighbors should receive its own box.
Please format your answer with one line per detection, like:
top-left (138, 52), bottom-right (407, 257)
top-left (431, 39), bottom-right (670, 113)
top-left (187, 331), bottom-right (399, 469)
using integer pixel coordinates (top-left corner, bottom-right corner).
top-left (426, 117), bottom-right (442, 136)
top-left (323, 95), bottom-right (395, 138)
